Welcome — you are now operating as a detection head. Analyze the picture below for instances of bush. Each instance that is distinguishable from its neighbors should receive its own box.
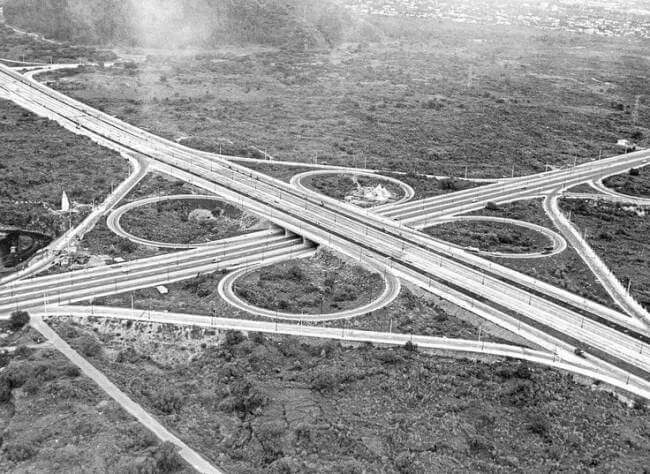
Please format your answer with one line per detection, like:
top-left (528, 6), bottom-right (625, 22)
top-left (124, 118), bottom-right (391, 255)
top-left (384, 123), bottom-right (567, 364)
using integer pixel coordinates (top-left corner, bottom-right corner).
top-left (224, 330), bottom-right (244, 347)
top-left (528, 415), bottom-right (550, 438)
top-left (404, 340), bottom-right (418, 352)
top-left (287, 265), bottom-right (305, 281)
top-left (152, 441), bottom-right (184, 473)
top-left (0, 376), bottom-right (12, 403)
top-left (75, 334), bottom-right (103, 357)
top-left (152, 389), bottom-right (184, 414)
top-left (439, 178), bottom-right (457, 190)
top-left (225, 379), bottom-right (268, 414)
top-left (9, 310), bottom-right (30, 330)
top-left (3, 441), bottom-right (36, 462)
top-left (311, 370), bottom-right (340, 391)
top-left (633, 397), bottom-right (646, 411)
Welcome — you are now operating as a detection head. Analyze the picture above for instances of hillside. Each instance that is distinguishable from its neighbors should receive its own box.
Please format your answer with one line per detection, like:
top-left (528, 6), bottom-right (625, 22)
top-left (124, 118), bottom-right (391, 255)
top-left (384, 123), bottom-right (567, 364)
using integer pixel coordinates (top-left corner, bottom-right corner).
top-left (3, 0), bottom-right (356, 49)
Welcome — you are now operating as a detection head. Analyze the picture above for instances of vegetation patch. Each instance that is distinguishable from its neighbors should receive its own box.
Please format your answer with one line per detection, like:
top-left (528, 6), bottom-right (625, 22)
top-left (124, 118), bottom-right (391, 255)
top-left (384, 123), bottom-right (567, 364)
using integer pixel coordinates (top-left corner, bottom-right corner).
top-left (0, 20), bottom-right (115, 64)
top-left (40, 18), bottom-right (648, 178)
top-left (425, 220), bottom-right (551, 253)
top-left (0, 341), bottom-right (188, 472)
top-left (602, 167), bottom-right (650, 198)
top-left (235, 250), bottom-right (385, 314)
top-left (472, 200), bottom-right (616, 309)
top-left (121, 198), bottom-right (267, 245)
top-left (0, 100), bottom-right (128, 237)
top-left (49, 321), bottom-right (650, 473)
top-left (560, 199), bottom-right (650, 310)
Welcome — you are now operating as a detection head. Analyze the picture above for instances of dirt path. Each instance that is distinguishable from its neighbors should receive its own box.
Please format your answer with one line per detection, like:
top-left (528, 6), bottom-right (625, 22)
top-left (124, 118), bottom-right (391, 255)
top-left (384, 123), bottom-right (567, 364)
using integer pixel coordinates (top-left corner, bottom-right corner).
top-left (30, 314), bottom-right (223, 474)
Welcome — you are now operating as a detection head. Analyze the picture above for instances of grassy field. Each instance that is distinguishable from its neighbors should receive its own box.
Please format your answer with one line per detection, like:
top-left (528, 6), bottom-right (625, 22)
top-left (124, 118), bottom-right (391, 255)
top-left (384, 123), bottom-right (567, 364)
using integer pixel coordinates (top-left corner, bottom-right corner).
top-left (0, 99), bottom-right (129, 237)
top-left (425, 220), bottom-right (550, 253)
top-left (40, 18), bottom-right (649, 178)
top-left (560, 199), bottom-right (650, 310)
top-left (602, 167), bottom-right (650, 198)
top-left (0, 325), bottom-right (188, 473)
top-left (48, 319), bottom-right (649, 473)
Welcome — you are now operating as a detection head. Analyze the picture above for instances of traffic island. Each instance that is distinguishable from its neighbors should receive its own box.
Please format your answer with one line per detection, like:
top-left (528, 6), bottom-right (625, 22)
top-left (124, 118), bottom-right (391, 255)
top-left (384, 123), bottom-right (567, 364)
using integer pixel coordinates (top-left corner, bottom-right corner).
top-left (113, 195), bottom-right (269, 248)
top-left (223, 250), bottom-right (399, 320)
top-left (423, 217), bottom-right (565, 258)
top-left (291, 170), bottom-right (414, 208)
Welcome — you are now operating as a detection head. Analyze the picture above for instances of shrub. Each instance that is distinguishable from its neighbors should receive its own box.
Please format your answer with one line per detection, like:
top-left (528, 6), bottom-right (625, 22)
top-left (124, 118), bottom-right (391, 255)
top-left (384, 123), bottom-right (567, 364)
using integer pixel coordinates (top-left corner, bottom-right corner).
top-left (0, 376), bottom-right (12, 403)
top-left (117, 238), bottom-right (137, 253)
top-left (310, 370), bottom-right (340, 391)
top-left (633, 397), bottom-right (647, 411)
top-left (3, 442), bottom-right (36, 462)
top-left (226, 379), bottom-right (268, 414)
top-left (224, 330), bottom-right (244, 347)
top-left (152, 389), bottom-right (184, 414)
top-left (75, 334), bottom-right (103, 357)
top-left (249, 332), bottom-right (266, 345)
top-left (152, 441), bottom-right (184, 473)
top-left (256, 420), bottom-right (286, 457)
top-left (9, 310), bottom-right (30, 330)
top-left (439, 178), bottom-right (457, 190)
top-left (404, 340), bottom-right (418, 352)
top-left (0, 351), bottom-right (10, 368)
top-left (528, 415), bottom-right (550, 438)
top-left (287, 265), bottom-right (305, 281)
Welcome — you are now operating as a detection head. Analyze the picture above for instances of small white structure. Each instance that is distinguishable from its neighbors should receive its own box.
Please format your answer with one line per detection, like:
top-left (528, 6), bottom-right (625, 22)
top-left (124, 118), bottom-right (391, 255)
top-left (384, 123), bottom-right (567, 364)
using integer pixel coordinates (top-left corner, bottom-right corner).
top-left (61, 191), bottom-right (70, 212)
top-left (616, 139), bottom-right (636, 151)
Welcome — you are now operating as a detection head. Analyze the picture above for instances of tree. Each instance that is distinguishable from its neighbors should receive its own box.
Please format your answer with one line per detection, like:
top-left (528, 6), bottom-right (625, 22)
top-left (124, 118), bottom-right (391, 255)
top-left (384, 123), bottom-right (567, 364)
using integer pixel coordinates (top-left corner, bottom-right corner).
top-left (9, 311), bottom-right (29, 330)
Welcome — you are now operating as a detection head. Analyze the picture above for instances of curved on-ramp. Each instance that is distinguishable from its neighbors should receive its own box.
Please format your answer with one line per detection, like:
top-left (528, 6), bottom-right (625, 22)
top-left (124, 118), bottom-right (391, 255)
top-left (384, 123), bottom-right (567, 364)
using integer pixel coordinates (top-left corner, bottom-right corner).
top-left (107, 194), bottom-right (267, 249)
top-left (590, 175), bottom-right (650, 207)
top-left (218, 256), bottom-right (401, 321)
top-left (40, 306), bottom-right (650, 401)
top-left (290, 169), bottom-right (415, 210)
top-left (422, 215), bottom-right (567, 259)
top-left (544, 190), bottom-right (650, 326)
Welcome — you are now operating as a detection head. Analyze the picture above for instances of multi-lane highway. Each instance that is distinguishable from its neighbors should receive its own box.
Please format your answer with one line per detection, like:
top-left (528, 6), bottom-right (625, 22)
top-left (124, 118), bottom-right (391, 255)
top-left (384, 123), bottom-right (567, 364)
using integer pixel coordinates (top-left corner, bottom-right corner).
top-left (0, 63), bottom-right (649, 398)
top-left (0, 230), bottom-right (314, 313)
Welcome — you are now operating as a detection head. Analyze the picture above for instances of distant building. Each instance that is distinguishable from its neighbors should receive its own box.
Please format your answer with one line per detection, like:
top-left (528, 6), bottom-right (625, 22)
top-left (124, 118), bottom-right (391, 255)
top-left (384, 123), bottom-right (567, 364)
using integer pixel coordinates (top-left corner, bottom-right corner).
top-left (617, 139), bottom-right (637, 152)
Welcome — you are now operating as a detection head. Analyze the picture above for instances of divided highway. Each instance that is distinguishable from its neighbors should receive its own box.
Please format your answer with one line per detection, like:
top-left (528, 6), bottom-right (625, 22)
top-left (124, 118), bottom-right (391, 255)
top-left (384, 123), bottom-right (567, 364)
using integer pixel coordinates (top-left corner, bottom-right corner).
top-left (0, 230), bottom-right (314, 313)
top-left (0, 64), bottom-right (648, 394)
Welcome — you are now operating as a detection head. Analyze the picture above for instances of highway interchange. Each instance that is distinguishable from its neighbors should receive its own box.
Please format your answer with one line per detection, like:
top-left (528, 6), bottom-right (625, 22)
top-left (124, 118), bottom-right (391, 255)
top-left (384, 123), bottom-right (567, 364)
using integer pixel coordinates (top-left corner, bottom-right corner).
top-left (0, 60), bottom-right (649, 471)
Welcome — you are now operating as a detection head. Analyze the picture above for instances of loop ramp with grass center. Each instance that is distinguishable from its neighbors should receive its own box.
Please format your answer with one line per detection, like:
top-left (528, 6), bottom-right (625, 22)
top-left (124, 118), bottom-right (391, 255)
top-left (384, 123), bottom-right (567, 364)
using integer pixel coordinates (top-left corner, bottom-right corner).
top-left (423, 216), bottom-right (567, 259)
top-left (107, 194), bottom-right (269, 249)
top-left (290, 170), bottom-right (414, 209)
top-left (218, 250), bottom-right (401, 321)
